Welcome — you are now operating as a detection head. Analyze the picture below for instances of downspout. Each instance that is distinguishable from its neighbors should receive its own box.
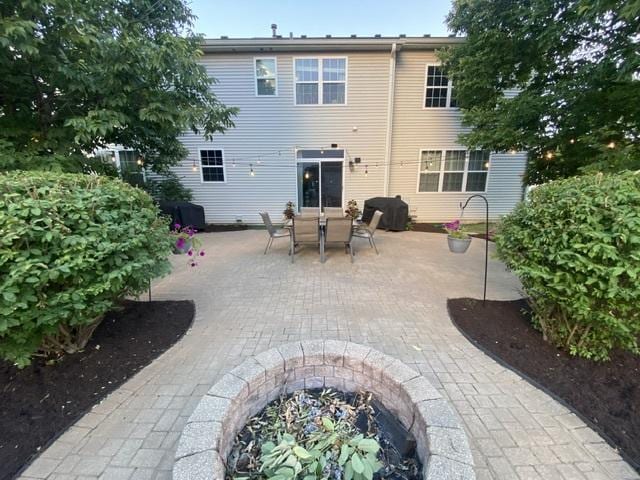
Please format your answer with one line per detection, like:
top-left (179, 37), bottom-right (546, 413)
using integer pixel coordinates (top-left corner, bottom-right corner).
top-left (383, 43), bottom-right (398, 197)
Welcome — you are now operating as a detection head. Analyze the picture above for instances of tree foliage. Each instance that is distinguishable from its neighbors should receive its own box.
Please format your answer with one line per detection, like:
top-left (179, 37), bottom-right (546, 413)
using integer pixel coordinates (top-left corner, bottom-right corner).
top-left (495, 171), bottom-right (640, 360)
top-left (440, 0), bottom-right (640, 184)
top-left (0, 171), bottom-right (173, 366)
top-left (0, 0), bottom-right (236, 173)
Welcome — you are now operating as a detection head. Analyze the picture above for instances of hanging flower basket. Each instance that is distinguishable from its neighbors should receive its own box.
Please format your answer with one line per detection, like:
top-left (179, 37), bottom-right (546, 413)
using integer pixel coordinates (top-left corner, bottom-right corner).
top-left (173, 238), bottom-right (192, 254)
top-left (447, 235), bottom-right (472, 253)
top-left (170, 224), bottom-right (206, 267)
top-left (443, 219), bottom-right (472, 254)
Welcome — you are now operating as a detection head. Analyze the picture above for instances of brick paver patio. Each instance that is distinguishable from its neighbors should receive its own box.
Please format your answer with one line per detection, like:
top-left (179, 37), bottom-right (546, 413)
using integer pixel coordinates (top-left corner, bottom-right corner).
top-left (20, 230), bottom-right (639, 480)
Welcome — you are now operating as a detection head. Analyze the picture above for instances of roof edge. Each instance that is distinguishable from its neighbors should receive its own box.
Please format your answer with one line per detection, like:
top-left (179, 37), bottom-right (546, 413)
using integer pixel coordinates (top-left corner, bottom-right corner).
top-left (200, 37), bottom-right (464, 53)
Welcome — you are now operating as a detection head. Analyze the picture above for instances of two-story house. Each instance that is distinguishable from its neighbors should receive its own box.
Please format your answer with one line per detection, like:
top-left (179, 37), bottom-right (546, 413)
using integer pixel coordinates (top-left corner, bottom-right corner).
top-left (172, 35), bottom-right (527, 224)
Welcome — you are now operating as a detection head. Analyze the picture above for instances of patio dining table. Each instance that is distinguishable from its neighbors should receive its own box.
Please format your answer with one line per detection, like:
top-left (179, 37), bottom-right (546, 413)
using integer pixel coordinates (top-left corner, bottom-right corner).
top-left (285, 214), bottom-right (362, 262)
top-left (283, 214), bottom-right (361, 229)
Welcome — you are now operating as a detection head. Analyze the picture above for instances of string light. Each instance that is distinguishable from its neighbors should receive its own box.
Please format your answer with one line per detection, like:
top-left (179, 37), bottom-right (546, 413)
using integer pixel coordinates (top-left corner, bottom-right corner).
top-left (304, 171), bottom-right (310, 180)
top-left (257, 158), bottom-right (261, 164)
top-left (484, 162), bottom-right (490, 169)
top-left (545, 151), bottom-right (554, 160)
top-left (509, 149), bottom-right (517, 154)
top-left (607, 141), bottom-right (616, 149)
top-left (250, 163), bottom-right (255, 176)
top-left (137, 157), bottom-right (143, 166)
top-left (569, 139), bottom-right (575, 144)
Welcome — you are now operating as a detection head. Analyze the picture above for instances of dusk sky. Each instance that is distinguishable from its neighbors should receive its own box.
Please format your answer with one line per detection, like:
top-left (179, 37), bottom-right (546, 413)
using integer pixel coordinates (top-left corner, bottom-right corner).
top-left (189, 0), bottom-right (453, 39)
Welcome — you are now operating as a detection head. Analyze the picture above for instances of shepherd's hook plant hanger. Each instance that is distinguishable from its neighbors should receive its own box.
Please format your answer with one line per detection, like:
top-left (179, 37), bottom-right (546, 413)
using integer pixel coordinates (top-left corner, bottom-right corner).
top-left (459, 194), bottom-right (489, 306)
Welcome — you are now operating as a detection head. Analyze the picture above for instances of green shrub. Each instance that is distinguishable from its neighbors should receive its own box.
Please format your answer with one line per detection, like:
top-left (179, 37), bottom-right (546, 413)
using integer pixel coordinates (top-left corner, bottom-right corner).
top-left (143, 172), bottom-right (193, 202)
top-left (0, 171), bottom-right (172, 366)
top-left (495, 171), bottom-right (640, 360)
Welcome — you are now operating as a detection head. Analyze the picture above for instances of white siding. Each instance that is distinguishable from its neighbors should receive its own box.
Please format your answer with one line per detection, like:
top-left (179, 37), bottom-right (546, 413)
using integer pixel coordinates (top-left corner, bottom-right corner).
top-left (172, 46), bottom-right (526, 224)
top-left (387, 50), bottom-right (526, 222)
top-left (173, 51), bottom-right (391, 224)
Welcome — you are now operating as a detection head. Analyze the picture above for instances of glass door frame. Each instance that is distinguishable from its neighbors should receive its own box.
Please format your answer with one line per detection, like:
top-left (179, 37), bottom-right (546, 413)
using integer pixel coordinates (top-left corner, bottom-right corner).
top-left (295, 149), bottom-right (346, 213)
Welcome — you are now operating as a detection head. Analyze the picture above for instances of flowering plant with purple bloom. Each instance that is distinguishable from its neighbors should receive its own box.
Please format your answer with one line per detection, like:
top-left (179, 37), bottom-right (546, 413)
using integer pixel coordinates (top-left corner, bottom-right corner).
top-left (443, 219), bottom-right (470, 239)
top-left (170, 223), bottom-right (205, 266)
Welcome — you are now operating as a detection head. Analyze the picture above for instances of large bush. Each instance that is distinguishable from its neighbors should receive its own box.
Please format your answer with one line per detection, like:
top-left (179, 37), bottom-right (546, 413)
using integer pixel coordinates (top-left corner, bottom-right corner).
top-left (496, 171), bottom-right (640, 361)
top-left (0, 172), bottom-right (172, 366)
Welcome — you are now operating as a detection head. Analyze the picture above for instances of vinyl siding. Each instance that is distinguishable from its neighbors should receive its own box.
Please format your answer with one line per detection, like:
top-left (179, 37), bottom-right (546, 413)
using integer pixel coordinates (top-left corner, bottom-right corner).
top-left (174, 51), bottom-right (391, 224)
top-left (172, 47), bottom-right (526, 224)
top-left (387, 50), bottom-right (526, 222)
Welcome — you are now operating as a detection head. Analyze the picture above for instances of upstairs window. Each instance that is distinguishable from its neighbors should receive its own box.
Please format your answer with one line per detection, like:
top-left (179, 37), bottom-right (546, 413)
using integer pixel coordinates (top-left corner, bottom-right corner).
top-left (295, 57), bottom-right (346, 105)
top-left (424, 65), bottom-right (457, 108)
top-left (418, 150), bottom-right (489, 192)
top-left (255, 58), bottom-right (277, 96)
top-left (200, 150), bottom-right (225, 182)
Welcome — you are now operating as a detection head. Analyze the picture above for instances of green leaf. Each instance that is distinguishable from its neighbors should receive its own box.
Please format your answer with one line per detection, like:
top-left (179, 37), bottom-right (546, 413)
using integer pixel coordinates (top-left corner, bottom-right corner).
top-left (357, 439), bottom-right (380, 454)
top-left (338, 444), bottom-right (350, 465)
top-left (321, 417), bottom-right (335, 432)
top-left (351, 453), bottom-right (364, 474)
top-left (344, 461), bottom-right (354, 480)
top-left (293, 446), bottom-right (312, 460)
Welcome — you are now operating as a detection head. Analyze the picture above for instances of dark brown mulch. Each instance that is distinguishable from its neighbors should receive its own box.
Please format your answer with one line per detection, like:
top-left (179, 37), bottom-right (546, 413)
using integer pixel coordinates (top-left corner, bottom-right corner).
top-left (0, 300), bottom-right (194, 480)
top-left (448, 298), bottom-right (640, 472)
top-left (412, 223), bottom-right (495, 241)
top-left (202, 224), bottom-right (248, 232)
top-left (411, 223), bottom-right (447, 234)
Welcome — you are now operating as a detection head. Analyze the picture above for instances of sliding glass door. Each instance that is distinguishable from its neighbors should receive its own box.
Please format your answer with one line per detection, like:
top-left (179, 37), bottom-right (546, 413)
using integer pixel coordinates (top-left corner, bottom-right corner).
top-left (296, 150), bottom-right (344, 211)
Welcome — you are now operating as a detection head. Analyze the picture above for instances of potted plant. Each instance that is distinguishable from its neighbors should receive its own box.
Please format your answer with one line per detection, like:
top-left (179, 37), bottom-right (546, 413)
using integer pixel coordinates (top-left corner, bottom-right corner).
top-left (283, 201), bottom-right (295, 220)
top-left (444, 219), bottom-right (472, 253)
top-left (170, 224), bottom-right (205, 266)
top-left (345, 199), bottom-right (360, 220)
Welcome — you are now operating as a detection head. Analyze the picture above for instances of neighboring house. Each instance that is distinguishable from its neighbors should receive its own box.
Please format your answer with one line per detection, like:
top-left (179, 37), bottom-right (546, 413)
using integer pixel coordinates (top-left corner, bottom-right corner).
top-left (175, 35), bottom-right (527, 224)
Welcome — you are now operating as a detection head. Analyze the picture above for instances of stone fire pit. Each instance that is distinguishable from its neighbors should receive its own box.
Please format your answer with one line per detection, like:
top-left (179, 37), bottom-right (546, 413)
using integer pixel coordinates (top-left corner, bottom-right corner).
top-left (173, 340), bottom-right (475, 480)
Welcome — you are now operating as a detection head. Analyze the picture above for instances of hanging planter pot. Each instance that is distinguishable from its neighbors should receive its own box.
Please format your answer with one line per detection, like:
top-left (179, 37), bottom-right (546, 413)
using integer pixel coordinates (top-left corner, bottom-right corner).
top-left (443, 219), bottom-right (472, 254)
top-left (173, 238), bottom-right (192, 255)
top-left (447, 235), bottom-right (472, 254)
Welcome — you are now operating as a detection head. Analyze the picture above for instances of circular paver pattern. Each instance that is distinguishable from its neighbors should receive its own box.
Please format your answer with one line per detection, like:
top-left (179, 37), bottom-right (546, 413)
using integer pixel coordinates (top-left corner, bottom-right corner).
top-left (173, 340), bottom-right (475, 480)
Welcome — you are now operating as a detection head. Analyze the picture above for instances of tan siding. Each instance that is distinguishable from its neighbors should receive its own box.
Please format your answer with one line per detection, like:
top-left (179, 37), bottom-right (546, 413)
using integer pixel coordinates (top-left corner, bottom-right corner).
top-left (388, 50), bottom-right (526, 222)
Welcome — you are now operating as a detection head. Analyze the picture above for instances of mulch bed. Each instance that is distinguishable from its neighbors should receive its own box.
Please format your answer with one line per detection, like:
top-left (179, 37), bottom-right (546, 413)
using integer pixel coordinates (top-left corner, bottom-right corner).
top-left (411, 223), bottom-right (447, 234)
top-left (202, 224), bottom-right (248, 232)
top-left (412, 223), bottom-right (495, 241)
top-left (448, 298), bottom-right (640, 472)
top-left (0, 300), bottom-right (194, 480)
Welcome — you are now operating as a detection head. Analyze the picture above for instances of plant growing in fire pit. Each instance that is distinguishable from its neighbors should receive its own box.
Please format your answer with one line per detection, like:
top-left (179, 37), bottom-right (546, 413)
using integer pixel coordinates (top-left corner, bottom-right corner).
top-left (443, 219), bottom-right (472, 254)
top-left (170, 224), bottom-right (205, 266)
top-left (227, 389), bottom-right (421, 480)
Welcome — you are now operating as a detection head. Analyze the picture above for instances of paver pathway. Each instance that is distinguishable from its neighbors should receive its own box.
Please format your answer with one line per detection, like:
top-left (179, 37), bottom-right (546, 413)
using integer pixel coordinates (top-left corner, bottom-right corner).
top-left (20, 230), bottom-right (639, 480)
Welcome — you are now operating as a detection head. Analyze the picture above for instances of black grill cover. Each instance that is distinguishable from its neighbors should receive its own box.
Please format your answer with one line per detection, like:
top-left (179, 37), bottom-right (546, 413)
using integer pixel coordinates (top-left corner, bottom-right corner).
top-left (361, 196), bottom-right (409, 232)
top-left (159, 201), bottom-right (206, 231)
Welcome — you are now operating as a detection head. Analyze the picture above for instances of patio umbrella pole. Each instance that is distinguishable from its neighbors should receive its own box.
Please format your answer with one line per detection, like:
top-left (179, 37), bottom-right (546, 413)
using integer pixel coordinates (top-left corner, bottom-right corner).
top-left (148, 278), bottom-right (152, 302)
top-left (459, 195), bottom-right (489, 306)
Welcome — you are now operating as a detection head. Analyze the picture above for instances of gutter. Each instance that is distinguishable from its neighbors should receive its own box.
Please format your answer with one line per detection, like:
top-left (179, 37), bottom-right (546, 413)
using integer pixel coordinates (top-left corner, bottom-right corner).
top-left (383, 43), bottom-right (398, 197)
top-left (200, 37), bottom-right (464, 54)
